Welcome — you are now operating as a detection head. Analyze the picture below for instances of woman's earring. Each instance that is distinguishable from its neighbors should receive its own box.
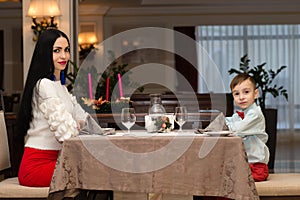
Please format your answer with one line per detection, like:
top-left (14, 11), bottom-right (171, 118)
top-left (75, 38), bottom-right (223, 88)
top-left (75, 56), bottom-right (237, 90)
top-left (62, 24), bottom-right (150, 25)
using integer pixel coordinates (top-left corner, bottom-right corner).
top-left (61, 71), bottom-right (66, 85)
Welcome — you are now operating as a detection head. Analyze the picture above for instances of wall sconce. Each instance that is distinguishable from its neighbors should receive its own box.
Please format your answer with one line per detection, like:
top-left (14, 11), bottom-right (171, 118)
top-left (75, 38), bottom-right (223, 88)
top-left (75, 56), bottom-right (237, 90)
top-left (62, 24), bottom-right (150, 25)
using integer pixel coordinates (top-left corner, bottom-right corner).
top-left (27, 0), bottom-right (61, 41)
top-left (78, 32), bottom-right (98, 59)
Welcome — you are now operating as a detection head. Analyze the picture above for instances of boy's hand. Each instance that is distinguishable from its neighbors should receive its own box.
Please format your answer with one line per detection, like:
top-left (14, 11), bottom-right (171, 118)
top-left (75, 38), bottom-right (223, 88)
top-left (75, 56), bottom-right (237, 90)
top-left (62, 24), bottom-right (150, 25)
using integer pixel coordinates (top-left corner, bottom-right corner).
top-left (223, 123), bottom-right (229, 131)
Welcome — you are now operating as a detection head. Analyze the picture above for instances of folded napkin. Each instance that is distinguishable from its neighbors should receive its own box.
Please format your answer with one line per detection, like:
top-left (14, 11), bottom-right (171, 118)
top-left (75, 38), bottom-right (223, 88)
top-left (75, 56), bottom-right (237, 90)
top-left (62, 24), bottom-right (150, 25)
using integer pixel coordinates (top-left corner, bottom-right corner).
top-left (79, 114), bottom-right (115, 135)
top-left (195, 112), bottom-right (228, 134)
top-left (196, 112), bottom-right (230, 159)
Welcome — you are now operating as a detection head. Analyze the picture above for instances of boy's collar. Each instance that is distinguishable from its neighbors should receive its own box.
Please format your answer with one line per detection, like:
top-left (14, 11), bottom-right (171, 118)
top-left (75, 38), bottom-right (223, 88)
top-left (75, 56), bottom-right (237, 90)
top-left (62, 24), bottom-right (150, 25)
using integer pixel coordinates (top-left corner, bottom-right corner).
top-left (240, 102), bottom-right (257, 112)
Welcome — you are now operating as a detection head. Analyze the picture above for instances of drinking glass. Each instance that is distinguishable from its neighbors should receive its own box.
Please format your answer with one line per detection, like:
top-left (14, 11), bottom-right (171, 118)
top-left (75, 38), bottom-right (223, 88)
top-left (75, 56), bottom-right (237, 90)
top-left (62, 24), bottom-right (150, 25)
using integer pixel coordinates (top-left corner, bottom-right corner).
top-left (121, 108), bottom-right (136, 134)
top-left (174, 107), bottom-right (187, 132)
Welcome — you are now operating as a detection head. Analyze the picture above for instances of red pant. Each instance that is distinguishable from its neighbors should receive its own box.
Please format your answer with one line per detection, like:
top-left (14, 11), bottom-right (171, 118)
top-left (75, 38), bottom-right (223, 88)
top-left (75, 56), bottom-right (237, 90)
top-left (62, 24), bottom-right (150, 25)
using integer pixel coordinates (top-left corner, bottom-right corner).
top-left (18, 147), bottom-right (59, 187)
top-left (249, 162), bottom-right (269, 182)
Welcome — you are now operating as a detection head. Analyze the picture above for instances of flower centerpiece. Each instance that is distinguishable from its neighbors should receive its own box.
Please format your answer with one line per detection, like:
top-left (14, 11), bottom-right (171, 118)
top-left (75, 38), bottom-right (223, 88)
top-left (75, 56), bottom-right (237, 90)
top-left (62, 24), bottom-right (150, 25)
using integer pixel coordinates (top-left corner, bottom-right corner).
top-left (155, 116), bottom-right (173, 132)
top-left (145, 114), bottom-right (175, 133)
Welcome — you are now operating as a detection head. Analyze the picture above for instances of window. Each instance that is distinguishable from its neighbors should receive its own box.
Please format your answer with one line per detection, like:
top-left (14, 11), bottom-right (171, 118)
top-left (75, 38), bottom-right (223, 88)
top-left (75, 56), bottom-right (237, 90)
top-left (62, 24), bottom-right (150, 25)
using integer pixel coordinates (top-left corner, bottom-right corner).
top-left (196, 25), bottom-right (300, 129)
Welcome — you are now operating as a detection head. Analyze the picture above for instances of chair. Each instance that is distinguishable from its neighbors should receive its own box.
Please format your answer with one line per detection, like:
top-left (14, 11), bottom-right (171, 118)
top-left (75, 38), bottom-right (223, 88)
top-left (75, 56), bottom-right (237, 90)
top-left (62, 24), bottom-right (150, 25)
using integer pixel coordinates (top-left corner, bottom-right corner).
top-left (0, 110), bottom-right (49, 199)
top-left (0, 89), bottom-right (5, 112)
top-left (0, 110), bottom-right (113, 200)
top-left (256, 173), bottom-right (300, 199)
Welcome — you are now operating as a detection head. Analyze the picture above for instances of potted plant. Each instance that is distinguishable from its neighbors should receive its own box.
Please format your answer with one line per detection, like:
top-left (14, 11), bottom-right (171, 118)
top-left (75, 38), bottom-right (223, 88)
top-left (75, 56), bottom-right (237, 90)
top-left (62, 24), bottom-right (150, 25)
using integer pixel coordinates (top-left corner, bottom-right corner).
top-left (66, 60), bottom-right (79, 92)
top-left (228, 54), bottom-right (288, 171)
top-left (228, 54), bottom-right (288, 110)
top-left (66, 51), bottom-right (144, 113)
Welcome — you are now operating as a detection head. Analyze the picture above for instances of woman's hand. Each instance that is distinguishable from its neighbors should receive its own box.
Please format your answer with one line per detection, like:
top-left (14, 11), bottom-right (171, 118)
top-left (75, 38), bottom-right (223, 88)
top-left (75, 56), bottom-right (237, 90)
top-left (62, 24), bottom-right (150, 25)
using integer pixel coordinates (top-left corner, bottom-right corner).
top-left (77, 120), bottom-right (85, 130)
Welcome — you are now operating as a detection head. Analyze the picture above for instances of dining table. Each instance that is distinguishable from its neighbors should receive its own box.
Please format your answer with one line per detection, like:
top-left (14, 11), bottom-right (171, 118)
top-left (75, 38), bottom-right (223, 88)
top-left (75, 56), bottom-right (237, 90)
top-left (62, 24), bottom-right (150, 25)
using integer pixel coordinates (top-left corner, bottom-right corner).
top-left (47, 129), bottom-right (259, 200)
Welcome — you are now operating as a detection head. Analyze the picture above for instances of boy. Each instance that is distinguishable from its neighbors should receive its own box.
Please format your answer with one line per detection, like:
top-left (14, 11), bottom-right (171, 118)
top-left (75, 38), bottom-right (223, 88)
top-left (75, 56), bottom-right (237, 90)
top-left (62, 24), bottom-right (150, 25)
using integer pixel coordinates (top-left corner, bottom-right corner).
top-left (226, 73), bottom-right (269, 182)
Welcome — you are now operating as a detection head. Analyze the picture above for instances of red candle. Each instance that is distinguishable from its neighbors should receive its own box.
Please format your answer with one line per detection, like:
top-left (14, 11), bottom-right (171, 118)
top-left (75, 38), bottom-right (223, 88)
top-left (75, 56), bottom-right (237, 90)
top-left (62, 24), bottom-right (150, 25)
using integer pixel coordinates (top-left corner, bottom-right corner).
top-left (106, 77), bottom-right (110, 101)
top-left (117, 73), bottom-right (124, 98)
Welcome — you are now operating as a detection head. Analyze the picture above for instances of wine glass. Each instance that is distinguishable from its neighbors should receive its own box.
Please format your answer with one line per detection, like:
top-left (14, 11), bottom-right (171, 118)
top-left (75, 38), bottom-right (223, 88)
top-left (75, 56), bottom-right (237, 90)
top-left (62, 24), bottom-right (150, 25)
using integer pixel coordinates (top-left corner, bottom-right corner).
top-left (121, 108), bottom-right (136, 134)
top-left (174, 107), bottom-right (187, 132)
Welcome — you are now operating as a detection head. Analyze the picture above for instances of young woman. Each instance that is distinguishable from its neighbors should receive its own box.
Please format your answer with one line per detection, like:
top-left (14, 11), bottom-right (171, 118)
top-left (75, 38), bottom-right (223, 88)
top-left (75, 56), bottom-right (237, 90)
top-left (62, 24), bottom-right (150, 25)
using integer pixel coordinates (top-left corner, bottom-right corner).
top-left (17, 29), bottom-right (88, 187)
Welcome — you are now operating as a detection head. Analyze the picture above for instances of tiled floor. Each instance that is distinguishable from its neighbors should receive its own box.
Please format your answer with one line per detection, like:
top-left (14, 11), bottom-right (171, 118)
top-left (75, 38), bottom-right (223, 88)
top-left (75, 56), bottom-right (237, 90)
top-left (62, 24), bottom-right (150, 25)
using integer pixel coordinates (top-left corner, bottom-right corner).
top-left (273, 130), bottom-right (300, 173)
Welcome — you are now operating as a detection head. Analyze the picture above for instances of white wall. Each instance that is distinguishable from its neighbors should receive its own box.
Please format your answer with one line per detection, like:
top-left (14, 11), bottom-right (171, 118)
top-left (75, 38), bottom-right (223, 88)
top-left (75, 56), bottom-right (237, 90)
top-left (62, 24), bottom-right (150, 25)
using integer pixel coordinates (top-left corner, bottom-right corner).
top-left (2, 0), bottom-right (300, 95)
top-left (101, 2), bottom-right (300, 93)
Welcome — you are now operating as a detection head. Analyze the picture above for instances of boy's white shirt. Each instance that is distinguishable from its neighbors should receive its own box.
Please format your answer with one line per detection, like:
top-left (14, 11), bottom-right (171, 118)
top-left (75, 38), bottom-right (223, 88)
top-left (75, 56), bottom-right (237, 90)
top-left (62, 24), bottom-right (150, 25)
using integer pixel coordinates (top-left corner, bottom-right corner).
top-left (226, 103), bottom-right (270, 164)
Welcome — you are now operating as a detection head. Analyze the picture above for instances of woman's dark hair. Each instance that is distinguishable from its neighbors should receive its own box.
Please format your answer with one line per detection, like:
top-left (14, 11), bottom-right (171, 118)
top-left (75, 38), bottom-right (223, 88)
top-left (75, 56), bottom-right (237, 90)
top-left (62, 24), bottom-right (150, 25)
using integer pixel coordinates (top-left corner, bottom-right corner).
top-left (17, 29), bottom-right (70, 137)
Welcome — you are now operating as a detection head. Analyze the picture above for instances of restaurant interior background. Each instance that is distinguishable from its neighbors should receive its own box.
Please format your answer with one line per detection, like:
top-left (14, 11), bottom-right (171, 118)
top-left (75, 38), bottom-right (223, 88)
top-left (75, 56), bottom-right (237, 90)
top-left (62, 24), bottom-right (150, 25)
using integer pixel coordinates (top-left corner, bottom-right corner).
top-left (1, 0), bottom-right (300, 131)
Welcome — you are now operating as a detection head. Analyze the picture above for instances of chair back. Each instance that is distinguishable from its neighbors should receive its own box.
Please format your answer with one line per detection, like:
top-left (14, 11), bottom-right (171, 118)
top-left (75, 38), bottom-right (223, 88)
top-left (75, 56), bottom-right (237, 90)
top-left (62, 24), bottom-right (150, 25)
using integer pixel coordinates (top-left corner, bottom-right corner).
top-left (0, 110), bottom-right (11, 171)
top-left (0, 89), bottom-right (4, 112)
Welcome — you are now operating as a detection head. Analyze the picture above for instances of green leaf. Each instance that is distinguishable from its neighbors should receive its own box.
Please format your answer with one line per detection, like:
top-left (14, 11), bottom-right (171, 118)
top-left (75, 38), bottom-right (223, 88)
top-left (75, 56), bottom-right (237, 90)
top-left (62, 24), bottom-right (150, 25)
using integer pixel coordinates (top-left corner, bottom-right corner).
top-left (228, 54), bottom-right (288, 108)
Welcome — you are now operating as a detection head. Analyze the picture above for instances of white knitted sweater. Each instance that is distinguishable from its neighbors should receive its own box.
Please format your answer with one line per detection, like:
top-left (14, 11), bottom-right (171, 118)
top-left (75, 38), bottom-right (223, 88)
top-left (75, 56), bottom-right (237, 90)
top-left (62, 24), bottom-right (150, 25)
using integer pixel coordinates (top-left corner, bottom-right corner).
top-left (25, 78), bottom-right (88, 150)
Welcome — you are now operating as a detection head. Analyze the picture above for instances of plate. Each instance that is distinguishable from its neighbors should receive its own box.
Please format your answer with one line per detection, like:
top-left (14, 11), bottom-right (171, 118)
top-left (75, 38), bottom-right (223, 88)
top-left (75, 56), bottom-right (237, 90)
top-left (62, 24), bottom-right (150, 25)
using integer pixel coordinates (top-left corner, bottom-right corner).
top-left (204, 131), bottom-right (232, 137)
top-left (102, 128), bottom-right (116, 135)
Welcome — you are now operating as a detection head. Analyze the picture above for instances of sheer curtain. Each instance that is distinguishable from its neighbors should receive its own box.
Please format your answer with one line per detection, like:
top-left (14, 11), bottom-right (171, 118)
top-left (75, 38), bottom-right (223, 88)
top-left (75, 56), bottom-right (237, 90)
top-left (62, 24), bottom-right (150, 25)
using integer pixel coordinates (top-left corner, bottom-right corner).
top-left (196, 25), bottom-right (300, 130)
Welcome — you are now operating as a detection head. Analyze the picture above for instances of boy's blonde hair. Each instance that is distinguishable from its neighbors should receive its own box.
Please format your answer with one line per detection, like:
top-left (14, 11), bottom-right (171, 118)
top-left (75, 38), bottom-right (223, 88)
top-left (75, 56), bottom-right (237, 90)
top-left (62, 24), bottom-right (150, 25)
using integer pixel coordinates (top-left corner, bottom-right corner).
top-left (230, 73), bottom-right (257, 91)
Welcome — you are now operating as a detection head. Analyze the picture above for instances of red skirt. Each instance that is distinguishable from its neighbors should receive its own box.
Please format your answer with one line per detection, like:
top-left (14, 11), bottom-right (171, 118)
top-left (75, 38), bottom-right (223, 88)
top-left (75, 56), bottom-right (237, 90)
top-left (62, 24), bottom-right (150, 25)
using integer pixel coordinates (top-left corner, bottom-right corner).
top-left (18, 147), bottom-right (59, 187)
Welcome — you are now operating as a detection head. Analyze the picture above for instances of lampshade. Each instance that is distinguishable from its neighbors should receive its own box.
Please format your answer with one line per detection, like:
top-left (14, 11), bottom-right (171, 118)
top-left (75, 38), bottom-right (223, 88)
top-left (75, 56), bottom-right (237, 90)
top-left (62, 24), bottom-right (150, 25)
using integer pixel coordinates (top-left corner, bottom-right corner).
top-left (78, 32), bottom-right (98, 45)
top-left (27, 0), bottom-right (61, 18)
